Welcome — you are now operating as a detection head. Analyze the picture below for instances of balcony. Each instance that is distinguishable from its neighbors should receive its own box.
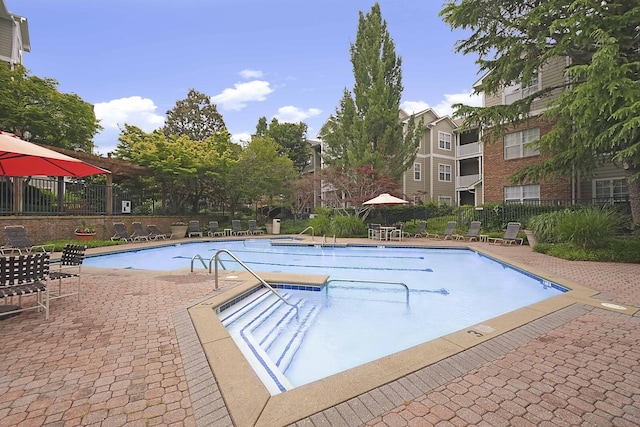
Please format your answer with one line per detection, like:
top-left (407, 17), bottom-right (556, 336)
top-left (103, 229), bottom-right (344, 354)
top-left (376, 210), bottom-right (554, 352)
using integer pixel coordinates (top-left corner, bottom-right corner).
top-left (457, 174), bottom-right (482, 190)
top-left (457, 142), bottom-right (481, 157)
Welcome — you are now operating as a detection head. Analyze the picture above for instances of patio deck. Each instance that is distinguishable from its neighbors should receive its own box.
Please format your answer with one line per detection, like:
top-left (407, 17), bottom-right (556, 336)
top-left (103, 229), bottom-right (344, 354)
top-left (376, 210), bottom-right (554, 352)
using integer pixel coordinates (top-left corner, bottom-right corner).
top-left (0, 236), bottom-right (638, 426)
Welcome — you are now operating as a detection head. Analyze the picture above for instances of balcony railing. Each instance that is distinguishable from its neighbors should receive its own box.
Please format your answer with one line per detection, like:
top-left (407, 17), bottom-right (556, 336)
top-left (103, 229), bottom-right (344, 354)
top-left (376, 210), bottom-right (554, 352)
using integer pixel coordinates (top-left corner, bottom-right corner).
top-left (457, 142), bottom-right (481, 157)
top-left (457, 174), bottom-right (482, 189)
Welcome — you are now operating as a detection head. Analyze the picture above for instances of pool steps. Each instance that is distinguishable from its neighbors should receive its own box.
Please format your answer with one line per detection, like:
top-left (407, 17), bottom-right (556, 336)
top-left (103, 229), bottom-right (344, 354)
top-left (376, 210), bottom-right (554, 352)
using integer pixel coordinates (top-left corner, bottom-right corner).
top-left (220, 288), bottom-right (321, 393)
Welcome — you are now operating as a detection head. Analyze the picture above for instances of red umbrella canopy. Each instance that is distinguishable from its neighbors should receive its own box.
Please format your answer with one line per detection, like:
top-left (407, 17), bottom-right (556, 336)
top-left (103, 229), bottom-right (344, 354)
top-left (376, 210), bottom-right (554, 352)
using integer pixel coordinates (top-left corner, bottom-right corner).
top-left (363, 193), bottom-right (409, 206)
top-left (0, 131), bottom-right (110, 177)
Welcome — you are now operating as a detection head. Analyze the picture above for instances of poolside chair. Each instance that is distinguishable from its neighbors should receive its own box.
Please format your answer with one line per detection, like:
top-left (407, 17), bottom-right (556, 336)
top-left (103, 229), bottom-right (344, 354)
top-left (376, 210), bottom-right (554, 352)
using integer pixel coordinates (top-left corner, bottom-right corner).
top-left (389, 223), bottom-right (410, 241)
top-left (207, 221), bottom-right (225, 237)
top-left (367, 223), bottom-right (381, 240)
top-left (131, 222), bottom-right (150, 241)
top-left (488, 222), bottom-right (524, 245)
top-left (188, 220), bottom-right (203, 237)
top-left (2, 225), bottom-right (55, 255)
top-left (232, 220), bottom-right (249, 236)
top-left (414, 221), bottom-right (427, 237)
top-left (455, 221), bottom-right (482, 241)
top-left (426, 221), bottom-right (457, 240)
top-left (147, 224), bottom-right (168, 240)
top-left (49, 244), bottom-right (86, 301)
top-left (248, 220), bottom-right (264, 235)
top-left (111, 222), bottom-right (136, 242)
top-left (0, 252), bottom-right (51, 320)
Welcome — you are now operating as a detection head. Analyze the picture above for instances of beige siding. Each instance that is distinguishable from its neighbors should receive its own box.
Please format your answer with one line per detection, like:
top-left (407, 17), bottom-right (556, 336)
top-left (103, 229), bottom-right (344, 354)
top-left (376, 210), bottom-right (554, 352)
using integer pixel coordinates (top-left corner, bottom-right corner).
top-left (0, 19), bottom-right (12, 59)
top-left (432, 159), bottom-right (456, 203)
top-left (532, 56), bottom-right (567, 110)
top-left (483, 90), bottom-right (503, 108)
top-left (578, 163), bottom-right (626, 199)
top-left (432, 121), bottom-right (456, 157)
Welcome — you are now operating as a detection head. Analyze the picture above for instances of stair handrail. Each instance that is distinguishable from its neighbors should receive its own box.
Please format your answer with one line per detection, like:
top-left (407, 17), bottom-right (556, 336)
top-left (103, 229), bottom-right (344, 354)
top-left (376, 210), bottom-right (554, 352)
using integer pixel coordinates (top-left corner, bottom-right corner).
top-left (211, 249), bottom-right (299, 319)
top-left (190, 254), bottom-right (208, 272)
top-left (325, 278), bottom-right (410, 304)
top-left (298, 226), bottom-right (314, 240)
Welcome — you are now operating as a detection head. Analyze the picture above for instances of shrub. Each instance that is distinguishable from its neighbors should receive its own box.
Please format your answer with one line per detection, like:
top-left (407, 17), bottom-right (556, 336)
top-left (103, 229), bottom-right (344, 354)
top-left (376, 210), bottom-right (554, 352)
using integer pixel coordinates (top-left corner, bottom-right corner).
top-left (308, 214), bottom-right (331, 236)
top-left (330, 216), bottom-right (367, 238)
top-left (557, 207), bottom-right (623, 249)
top-left (527, 210), bottom-right (572, 244)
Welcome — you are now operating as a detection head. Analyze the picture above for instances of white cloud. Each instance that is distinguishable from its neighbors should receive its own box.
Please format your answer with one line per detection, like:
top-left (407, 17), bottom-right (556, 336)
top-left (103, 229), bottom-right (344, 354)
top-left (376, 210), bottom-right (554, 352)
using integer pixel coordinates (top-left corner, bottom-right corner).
top-left (239, 69), bottom-right (263, 79)
top-left (274, 106), bottom-right (322, 123)
top-left (92, 96), bottom-right (165, 155)
top-left (231, 132), bottom-right (252, 146)
top-left (211, 80), bottom-right (274, 111)
top-left (401, 91), bottom-right (482, 118)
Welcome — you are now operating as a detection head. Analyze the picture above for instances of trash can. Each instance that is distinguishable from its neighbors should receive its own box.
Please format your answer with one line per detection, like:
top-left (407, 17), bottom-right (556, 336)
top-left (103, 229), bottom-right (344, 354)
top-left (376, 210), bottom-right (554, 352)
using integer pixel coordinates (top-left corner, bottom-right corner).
top-left (272, 218), bottom-right (281, 235)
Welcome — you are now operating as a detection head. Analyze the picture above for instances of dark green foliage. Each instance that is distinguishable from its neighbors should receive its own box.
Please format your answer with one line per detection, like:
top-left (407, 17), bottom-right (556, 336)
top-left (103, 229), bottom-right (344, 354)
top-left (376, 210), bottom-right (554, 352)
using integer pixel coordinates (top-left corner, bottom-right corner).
top-left (535, 238), bottom-right (640, 263)
top-left (254, 117), bottom-right (309, 173)
top-left (308, 214), bottom-right (331, 236)
top-left (330, 216), bottom-right (367, 238)
top-left (163, 89), bottom-right (226, 141)
top-left (556, 207), bottom-right (624, 249)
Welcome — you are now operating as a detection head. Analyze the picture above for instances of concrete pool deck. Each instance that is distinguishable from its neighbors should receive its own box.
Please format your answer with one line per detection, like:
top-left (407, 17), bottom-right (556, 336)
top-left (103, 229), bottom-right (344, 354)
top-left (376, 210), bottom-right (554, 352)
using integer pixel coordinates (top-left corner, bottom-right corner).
top-left (0, 236), bottom-right (639, 426)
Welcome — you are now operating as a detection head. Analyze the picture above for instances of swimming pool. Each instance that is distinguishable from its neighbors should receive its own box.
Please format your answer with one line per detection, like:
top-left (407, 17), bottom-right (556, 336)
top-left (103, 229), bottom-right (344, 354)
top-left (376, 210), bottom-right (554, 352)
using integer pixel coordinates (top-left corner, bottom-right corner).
top-left (85, 239), bottom-right (568, 395)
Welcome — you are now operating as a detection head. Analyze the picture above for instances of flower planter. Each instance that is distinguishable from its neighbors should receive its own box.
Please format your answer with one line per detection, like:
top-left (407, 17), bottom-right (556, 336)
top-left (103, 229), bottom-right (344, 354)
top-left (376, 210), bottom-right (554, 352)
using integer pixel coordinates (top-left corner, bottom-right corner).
top-left (170, 225), bottom-right (188, 239)
top-left (524, 230), bottom-right (536, 247)
top-left (74, 232), bottom-right (96, 242)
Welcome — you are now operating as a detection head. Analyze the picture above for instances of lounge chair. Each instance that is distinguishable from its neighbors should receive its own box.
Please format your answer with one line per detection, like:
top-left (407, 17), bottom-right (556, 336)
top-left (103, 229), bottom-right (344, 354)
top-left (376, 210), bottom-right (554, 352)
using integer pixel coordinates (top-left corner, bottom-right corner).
top-left (131, 222), bottom-right (150, 241)
top-left (455, 221), bottom-right (482, 241)
top-left (488, 222), bottom-right (524, 245)
top-left (389, 223), bottom-right (410, 241)
top-left (248, 220), bottom-right (264, 235)
top-left (414, 221), bottom-right (427, 237)
top-left (232, 220), bottom-right (249, 236)
top-left (111, 222), bottom-right (136, 242)
top-left (0, 252), bottom-right (50, 320)
top-left (426, 221), bottom-right (457, 240)
top-left (207, 221), bottom-right (225, 237)
top-left (188, 220), bottom-right (203, 237)
top-left (147, 224), bottom-right (168, 240)
top-left (49, 244), bottom-right (86, 301)
top-left (2, 225), bottom-right (55, 254)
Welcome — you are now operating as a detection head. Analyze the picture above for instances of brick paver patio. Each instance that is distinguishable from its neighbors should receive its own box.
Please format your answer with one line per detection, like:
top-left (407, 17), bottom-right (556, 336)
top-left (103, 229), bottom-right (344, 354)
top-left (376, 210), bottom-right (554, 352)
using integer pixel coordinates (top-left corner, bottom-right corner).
top-left (0, 238), bottom-right (638, 426)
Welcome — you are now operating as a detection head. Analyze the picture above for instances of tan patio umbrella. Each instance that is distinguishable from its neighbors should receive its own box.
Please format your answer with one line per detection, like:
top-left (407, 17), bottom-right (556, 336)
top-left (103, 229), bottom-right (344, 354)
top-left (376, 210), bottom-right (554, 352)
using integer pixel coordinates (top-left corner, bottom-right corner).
top-left (363, 193), bottom-right (409, 225)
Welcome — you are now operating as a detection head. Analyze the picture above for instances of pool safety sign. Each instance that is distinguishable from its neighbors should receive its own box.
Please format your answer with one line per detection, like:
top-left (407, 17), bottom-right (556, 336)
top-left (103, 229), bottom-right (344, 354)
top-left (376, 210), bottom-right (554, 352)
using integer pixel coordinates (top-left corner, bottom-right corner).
top-left (122, 200), bottom-right (131, 213)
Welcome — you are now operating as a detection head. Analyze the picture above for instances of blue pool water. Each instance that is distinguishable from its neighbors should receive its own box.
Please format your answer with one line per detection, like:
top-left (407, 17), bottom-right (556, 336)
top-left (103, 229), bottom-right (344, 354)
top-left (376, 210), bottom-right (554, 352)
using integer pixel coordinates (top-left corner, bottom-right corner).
top-left (85, 239), bottom-right (568, 394)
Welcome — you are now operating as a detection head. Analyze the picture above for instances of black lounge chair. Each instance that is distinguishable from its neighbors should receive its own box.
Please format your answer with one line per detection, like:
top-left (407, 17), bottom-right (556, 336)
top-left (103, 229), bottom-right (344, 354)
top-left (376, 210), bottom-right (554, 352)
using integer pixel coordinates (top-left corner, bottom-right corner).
top-left (188, 220), bottom-right (203, 237)
top-left (488, 222), bottom-right (524, 245)
top-left (2, 225), bottom-right (55, 255)
top-left (426, 221), bottom-right (457, 240)
top-left (49, 244), bottom-right (86, 301)
top-left (232, 220), bottom-right (249, 236)
top-left (455, 221), bottom-right (482, 241)
top-left (147, 224), bottom-right (168, 240)
top-left (207, 221), bottom-right (224, 237)
top-left (131, 222), bottom-right (150, 241)
top-left (248, 220), bottom-right (264, 235)
top-left (111, 223), bottom-right (136, 242)
top-left (414, 221), bottom-right (427, 237)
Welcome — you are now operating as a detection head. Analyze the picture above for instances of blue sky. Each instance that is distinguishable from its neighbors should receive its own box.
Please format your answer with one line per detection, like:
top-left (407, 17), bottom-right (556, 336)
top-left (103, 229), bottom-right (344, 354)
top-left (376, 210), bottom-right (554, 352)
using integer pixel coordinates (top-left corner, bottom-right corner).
top-left (9, 0), bottom-right (482, 155)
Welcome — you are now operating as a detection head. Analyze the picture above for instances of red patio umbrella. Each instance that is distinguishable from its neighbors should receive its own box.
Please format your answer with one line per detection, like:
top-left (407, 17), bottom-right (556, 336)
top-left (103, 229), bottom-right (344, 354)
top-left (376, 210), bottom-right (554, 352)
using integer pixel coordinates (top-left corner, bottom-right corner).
top-left (0, 131), bottom-right (110, 177)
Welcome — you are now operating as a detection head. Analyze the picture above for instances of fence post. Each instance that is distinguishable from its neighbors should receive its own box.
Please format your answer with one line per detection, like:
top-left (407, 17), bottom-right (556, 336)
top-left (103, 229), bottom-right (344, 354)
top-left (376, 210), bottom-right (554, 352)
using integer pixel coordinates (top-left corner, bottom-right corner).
top-left (106, 174), bottom-right (113, 214)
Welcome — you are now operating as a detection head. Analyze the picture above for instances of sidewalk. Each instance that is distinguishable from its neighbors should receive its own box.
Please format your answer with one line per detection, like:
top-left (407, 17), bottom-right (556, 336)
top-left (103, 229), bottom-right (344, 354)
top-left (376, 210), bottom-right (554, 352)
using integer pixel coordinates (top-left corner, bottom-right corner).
top-left (0, 238), bottom-right (638, 426)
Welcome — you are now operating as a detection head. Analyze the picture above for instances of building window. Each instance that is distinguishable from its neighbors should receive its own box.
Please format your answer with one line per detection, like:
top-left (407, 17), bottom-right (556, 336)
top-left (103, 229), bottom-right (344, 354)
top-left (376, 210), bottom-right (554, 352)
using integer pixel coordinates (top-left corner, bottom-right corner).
top-left (504, 70), bottom-right (540, 104)
top-left (504, 184), bottom-right (540, 203)
top-left (504, 128), bottom-right (540, 160)
top-left (413, 162), bottom-right (421, 181)
top-left (413, 195), bottom-right (422, 204)
top-left (438, 164), bottom-right (452, 182)
top-left (593, 178), bottom-right (628, 202)
top-left (438, 196), bottom-right (452, 206)
top-left (438, 132), bottom-right (451, 150)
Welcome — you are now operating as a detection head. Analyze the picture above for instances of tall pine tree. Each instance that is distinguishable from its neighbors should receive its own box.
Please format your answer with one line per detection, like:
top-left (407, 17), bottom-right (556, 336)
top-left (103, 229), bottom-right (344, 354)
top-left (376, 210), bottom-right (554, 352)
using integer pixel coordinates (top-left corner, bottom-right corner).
top-left (321, 3), bottom-right (422, 182)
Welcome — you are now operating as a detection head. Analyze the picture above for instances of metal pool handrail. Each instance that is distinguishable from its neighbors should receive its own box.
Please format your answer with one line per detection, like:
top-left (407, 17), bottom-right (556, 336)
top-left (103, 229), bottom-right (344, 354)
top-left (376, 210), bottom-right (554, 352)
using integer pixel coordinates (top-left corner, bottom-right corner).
top-left (325, 278), bottom-right (410, 304)
top-left (211, 249), bottom-right (299, 319)
top-left (298, 226), bottom-right (314, 240)
top-left (190, 254), bottom-right (207, 271)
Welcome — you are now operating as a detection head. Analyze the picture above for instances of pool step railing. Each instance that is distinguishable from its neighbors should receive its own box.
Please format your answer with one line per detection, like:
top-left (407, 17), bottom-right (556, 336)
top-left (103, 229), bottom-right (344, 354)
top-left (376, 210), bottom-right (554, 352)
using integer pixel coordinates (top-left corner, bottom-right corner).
top-left (298, 226), bottom-right (315, 240)
top-left (326, 278), bottom-right (410, 304)
top-left (211, 249), bottom-right (300, 320)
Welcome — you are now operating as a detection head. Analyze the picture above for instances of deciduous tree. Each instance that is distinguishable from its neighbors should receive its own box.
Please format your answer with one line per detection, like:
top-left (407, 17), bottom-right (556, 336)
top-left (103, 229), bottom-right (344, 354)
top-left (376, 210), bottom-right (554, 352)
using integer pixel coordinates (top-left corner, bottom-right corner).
top-left (0, 64), bottom-right (101, 152)
top-left (163, 89), bottom-right (226, 141)
top-left (255, 117), bottom-right (310, 173)
top-left (441, 0), bottom-right (640, 223)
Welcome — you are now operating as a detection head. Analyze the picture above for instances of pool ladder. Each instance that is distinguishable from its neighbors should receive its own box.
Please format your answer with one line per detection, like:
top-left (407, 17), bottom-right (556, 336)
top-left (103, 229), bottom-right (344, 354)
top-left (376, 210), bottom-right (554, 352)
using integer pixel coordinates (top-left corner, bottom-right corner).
top-left (298, 226), bottom-right (314, 240)
top-left (190, 250), bottom-right (299, 319)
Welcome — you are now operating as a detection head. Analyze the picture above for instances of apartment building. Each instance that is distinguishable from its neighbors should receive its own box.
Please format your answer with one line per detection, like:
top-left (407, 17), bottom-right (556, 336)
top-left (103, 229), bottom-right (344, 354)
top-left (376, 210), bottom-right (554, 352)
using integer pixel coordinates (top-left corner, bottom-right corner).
top-left (401, 108), bottom-right (457, 205)
top-left (0, 0), bottom-right (29, 68)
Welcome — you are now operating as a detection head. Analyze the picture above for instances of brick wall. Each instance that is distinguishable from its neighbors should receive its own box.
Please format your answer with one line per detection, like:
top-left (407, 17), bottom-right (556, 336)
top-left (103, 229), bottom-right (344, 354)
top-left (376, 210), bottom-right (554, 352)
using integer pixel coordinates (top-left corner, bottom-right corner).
top-left (0, 216), bottom-right (215, 245)
top-left (484, 118), bottom-right (573, 202)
